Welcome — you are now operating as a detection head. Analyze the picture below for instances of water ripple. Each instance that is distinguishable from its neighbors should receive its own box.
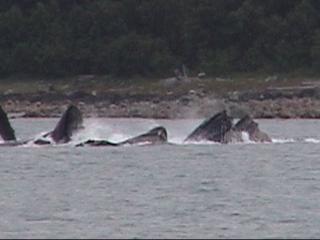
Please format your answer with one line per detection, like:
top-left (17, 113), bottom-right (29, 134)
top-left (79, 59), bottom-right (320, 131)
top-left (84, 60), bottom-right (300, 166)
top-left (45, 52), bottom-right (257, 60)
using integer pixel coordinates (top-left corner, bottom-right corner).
top-left (1, 118), bottom-right (320, 238)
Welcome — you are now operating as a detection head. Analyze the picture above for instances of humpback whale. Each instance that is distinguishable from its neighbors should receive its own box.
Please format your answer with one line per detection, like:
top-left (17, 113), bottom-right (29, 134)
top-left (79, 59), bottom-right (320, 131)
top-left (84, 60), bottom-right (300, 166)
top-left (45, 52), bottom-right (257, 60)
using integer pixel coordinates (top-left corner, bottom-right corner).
top-left (1, 104), bottom-right (271, 147)
top-left (76, 126), bottom-right (168, 147)
top-left (184, 110), bottom-right (233, 143)
top-left (118, 126), bottom-right (168, 145)
top-left (0, 104), bottom-right (83, 146)
top-left (0, 105), bottom-right (16, 142)
top-left (184, 110), bottom-right (271, 143)
top-left (34, 104), bottom-right (84, 145)
top-left (1, 104), bottom-right (166, 147)
top-left (232, 115), bottom-right (271, 142)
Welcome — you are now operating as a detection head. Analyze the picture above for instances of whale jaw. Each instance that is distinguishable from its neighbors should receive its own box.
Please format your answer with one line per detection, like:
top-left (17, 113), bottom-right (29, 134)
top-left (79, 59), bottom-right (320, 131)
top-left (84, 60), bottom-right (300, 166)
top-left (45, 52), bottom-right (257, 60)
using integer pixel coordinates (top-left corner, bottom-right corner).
top-left (184, 111), bottom-right (271, 143)
top-left (0, 105), bottom-right (16, 142)
top-left (48, 105), bottom-right (84, 144)
top-left (184, 110), bottom-right (233, 143)
top-left (77, 126), bottom-right (168, 147)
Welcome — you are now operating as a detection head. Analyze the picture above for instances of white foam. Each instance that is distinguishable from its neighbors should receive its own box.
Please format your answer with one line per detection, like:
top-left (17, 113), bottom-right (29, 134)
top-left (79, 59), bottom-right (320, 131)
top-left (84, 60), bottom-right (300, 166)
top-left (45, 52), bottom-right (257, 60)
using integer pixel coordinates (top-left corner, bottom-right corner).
top-left (304, 138), bottom-right (320, 143)
top-left (241, 131), bottom-right (253, 143)
top-left (29, 131), bottom-right (54, 144)
top-left (168, 137), bottom-right (186, 145)
top-left (182, 140), bottom-right (220, 145)
top-left (21, 141), bottom-right (45, 148)
top-left (271, 138), bottom-right (295, 143)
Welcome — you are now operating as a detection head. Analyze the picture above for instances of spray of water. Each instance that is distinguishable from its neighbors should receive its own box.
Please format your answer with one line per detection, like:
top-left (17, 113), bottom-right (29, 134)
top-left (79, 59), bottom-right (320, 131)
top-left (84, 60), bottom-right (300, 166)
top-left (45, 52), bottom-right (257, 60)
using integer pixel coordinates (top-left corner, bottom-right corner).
top-left (241, 131), bottom-right (252, 143)
top-left (7, 117), bottom-right (320, 147)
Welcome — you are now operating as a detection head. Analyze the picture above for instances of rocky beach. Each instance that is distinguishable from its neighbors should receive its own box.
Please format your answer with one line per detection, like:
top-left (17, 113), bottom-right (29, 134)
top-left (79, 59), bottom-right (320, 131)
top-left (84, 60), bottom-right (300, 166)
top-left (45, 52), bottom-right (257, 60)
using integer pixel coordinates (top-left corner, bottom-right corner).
top-left (1, 75), bottom-right (320, 119)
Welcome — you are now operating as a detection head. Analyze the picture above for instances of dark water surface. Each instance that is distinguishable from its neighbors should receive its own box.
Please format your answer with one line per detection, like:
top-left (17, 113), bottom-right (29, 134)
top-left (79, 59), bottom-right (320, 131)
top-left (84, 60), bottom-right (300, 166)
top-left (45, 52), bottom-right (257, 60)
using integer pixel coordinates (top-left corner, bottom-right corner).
top-left (0, 118), bottom-right (320, 238)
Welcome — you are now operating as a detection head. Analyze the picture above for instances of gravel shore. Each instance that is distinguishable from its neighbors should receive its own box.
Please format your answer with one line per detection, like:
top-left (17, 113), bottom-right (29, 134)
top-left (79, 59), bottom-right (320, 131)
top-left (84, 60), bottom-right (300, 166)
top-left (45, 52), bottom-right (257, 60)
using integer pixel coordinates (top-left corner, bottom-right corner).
top-left (2, 90), bottom-right (320, 119)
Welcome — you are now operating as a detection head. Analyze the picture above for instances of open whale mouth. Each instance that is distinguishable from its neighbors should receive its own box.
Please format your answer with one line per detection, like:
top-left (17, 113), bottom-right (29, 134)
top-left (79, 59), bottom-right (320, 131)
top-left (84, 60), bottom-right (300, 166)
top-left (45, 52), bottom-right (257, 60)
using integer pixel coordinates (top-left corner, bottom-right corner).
top-left (184, 111), bottom-right (272, 144)
top-left (49, 105), bottom-right (84, 143)
top-left (0, 105), bottom-right (274, 147)
top-left (0, 104), bottom-right (84, 146)
top-left (184, 110), bottom-right (233, 143)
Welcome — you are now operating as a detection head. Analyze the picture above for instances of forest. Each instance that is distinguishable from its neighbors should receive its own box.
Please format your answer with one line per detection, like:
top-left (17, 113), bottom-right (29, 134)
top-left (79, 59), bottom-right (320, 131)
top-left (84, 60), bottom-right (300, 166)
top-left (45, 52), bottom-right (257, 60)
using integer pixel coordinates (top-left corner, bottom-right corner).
top-left (0, 0), bottom-right (320, 78)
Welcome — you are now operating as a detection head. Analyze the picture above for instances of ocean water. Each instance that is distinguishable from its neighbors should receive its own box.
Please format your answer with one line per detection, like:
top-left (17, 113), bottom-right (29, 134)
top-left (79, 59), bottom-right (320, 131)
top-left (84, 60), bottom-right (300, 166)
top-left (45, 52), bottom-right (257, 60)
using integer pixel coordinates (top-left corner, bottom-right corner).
top-left (1, 118), bottom-right (320, 238)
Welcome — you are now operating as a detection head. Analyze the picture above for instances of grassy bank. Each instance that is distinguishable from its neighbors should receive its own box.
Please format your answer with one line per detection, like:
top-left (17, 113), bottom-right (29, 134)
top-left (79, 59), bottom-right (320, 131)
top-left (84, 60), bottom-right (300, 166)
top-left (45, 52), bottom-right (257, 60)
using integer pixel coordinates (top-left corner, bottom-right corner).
top-left (1, 71), bottom-right (320, 98)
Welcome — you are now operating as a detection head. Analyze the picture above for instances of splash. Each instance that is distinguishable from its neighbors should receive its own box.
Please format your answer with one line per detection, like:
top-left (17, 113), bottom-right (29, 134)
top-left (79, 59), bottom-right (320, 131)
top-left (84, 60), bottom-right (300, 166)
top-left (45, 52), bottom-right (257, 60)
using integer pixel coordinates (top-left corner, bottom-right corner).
top-left (71, 118), bottom-right (143, 144)
top-left (74, 119), bottom-right (111, 141)
top-left (271, 138), bottom-right (320, 144)
top-left (271, 138), bottom-right (295, 143)
top-left (30, 131), bottom-right (54, 144)
top-left (241, 131), bottom-right (253, 143)
top-left (168, 137), bottom-right (185, 145)
top-left (304, 138), bottom-right (320, 143)
top-left (181, 139), bottom-right (221, 145)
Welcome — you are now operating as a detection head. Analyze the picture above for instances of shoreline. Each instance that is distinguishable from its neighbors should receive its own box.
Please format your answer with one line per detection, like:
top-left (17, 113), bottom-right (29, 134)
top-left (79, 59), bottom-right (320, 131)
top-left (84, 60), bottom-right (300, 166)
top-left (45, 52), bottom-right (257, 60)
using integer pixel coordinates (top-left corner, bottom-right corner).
top-left (2, 74), bottom-right (320, 119)
top-left (2, 94), bottom-right (320, 120)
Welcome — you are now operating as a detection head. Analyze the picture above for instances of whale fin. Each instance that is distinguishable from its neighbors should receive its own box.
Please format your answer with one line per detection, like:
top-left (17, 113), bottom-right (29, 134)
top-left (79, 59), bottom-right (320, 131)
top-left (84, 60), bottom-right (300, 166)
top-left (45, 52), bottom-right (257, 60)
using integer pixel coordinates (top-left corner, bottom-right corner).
top-left (50, 104), bottom-right (84, 143)
top-left (184, 110), bottom-right (233, 142)
top-left (0, 105), bottom-right (16, 141)
top-left (118, 126), bottom-right (168, 146)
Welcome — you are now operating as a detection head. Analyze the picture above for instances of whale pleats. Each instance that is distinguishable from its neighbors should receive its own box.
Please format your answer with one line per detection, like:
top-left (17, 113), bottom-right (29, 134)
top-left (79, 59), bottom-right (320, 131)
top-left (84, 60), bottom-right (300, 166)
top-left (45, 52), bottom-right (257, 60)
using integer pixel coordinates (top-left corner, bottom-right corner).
top-left (49, 105), bottom-right (84, 143)
top-left (0, 105), bottom-right (16, 141)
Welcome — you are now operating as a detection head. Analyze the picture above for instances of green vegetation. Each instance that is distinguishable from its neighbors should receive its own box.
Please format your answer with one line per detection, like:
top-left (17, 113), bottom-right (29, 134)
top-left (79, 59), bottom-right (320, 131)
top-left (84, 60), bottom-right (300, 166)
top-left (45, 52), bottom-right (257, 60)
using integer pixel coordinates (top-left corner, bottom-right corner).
top-left (0, 0), bottom-right (320, 80)
top-left (0, 72), bottom-right (318, 100)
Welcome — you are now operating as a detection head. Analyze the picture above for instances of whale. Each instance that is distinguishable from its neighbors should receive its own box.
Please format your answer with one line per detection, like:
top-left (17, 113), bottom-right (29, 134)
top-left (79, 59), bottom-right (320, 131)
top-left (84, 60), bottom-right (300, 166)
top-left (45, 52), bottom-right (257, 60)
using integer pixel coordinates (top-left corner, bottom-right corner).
top-left (33, 104), bottom-right (84, 145)
top-left (0, 105), bottom-right (17, 142)
top-left (0, 104), bottom-right (84, 146)
top-left (0, 105), bottom-right (22, 146)
top-left (76, 126), bottom-right (168, 147)
top-left (184, 110), bottom-right (271, 143)
top-left (184, 110), bottom-right (233, 143)
top-left (1, 105), bottom-right (270, 147)
top-left (232, 114), bottom-right (271, 143)
top-left (1, 104), bottom-right (167, 147)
